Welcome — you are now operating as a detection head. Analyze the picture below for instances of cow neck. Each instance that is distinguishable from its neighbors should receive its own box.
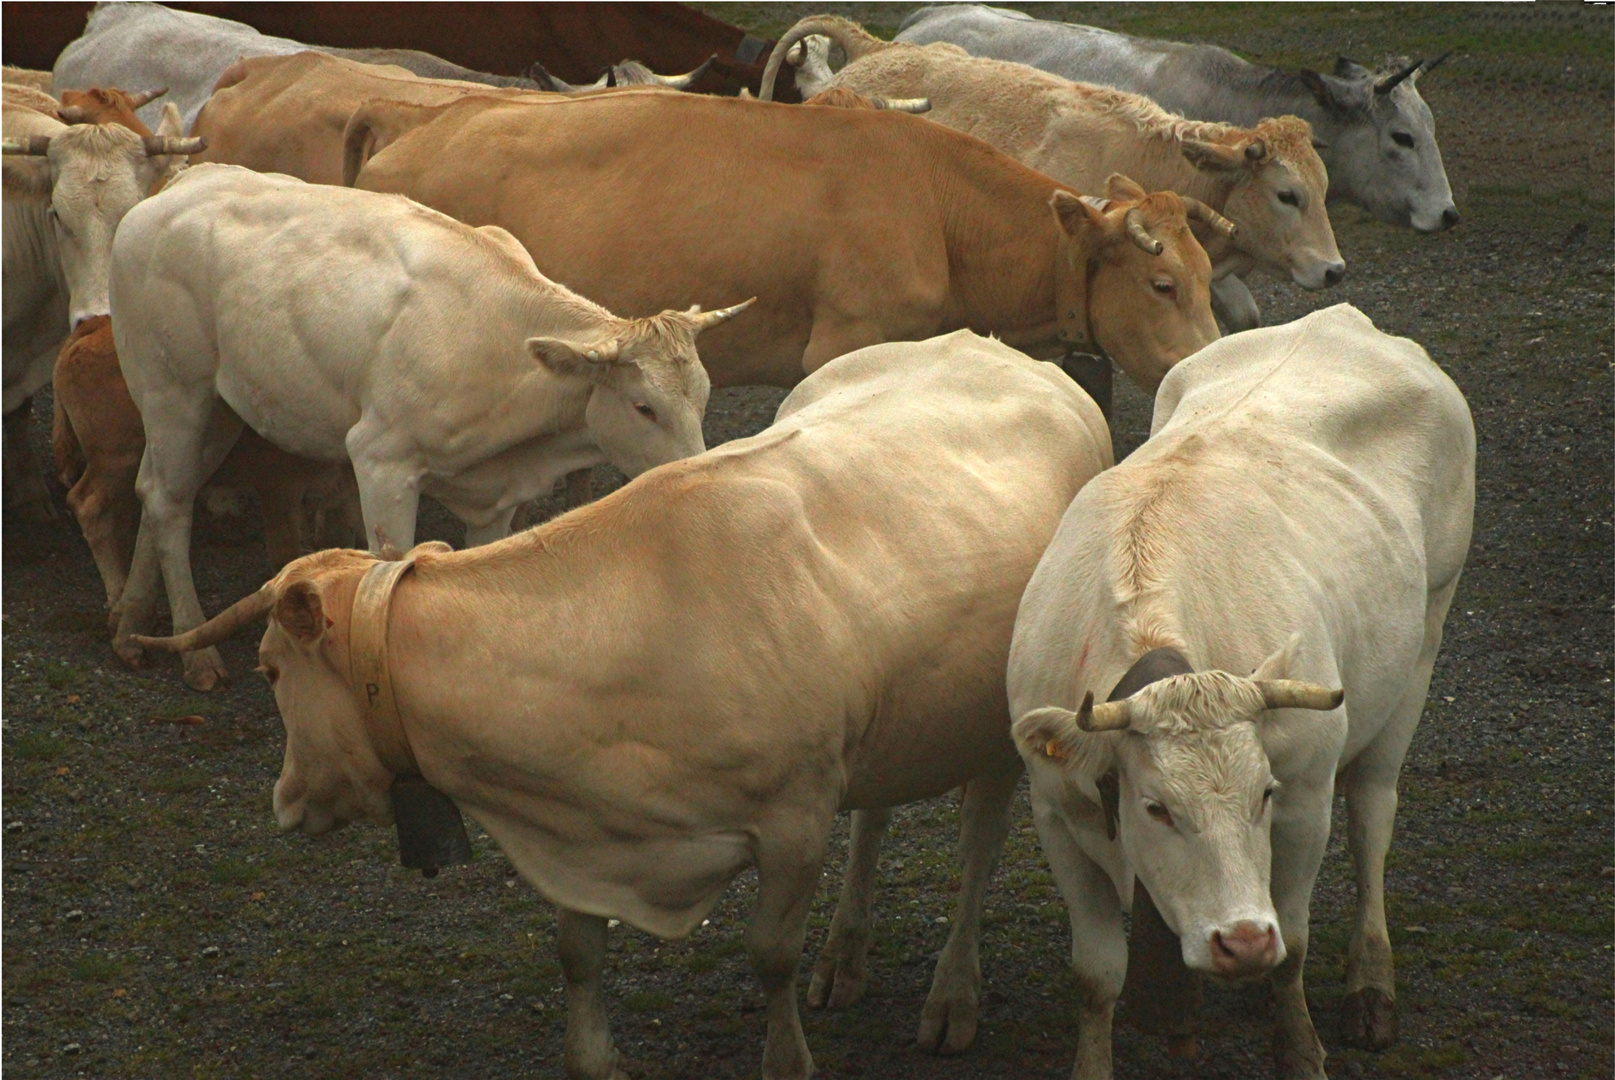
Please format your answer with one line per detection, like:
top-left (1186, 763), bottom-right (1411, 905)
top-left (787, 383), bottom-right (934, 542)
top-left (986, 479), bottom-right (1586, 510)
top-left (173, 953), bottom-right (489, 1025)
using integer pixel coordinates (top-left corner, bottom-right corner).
top-left (347, 556), bottom-right (424, 777)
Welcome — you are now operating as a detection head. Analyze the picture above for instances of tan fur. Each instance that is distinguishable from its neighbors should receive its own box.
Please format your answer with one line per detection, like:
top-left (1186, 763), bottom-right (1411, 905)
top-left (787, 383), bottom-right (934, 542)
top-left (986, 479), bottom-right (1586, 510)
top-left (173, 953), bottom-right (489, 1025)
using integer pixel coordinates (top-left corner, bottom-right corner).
top-left (3, 67), bottom-right (53, 96)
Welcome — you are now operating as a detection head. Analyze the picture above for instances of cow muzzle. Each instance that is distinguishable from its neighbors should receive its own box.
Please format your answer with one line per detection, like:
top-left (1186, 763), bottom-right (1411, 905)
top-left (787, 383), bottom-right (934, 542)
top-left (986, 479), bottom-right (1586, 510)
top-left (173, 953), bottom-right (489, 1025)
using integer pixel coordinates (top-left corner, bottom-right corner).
top-left (1208, 920), bottom-right (1279, 978)
top-left (391, 774), bottom-right (473, 878)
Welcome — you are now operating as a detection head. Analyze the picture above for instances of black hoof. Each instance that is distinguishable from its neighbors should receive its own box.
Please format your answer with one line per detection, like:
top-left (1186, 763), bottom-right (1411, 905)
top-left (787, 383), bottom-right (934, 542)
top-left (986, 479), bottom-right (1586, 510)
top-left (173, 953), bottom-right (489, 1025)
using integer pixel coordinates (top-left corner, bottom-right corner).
top-left (1340, 987), bottom-right (1399, 1050)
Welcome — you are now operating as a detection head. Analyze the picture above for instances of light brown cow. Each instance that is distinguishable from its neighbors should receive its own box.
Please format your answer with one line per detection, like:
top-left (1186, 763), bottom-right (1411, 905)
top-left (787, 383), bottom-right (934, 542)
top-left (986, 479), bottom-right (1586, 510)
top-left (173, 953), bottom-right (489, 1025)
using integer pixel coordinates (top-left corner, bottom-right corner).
top-left (763, 16), bottom-right (1343, 331)
top-left (344, 90), bottom-right (1227, 397)
top-left (2, 67), bottom-right (54, 95)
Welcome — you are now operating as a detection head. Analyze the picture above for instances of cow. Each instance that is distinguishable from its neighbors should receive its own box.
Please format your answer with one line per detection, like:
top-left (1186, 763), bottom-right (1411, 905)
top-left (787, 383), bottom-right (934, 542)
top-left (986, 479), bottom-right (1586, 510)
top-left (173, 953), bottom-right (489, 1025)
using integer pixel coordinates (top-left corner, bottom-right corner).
top-left (896, 5), bottom-right (1459, 233)
top-left (763, 15), bottom-right (1341, 334)
top-left (343, 90), bottom-right (1225, 412)
top-left (130, 330), bottom-right (1114, 1076)
top-left (2, 67), bottom-right (54, 94)
top-left (106, 163), bottom-right (749, 689)
top-left (528, 55), bottom-right (716, 93)
top-left (2, 81), bottom-right (198, 521)
top-left (1005, 303), bottom-right (1474, 1078)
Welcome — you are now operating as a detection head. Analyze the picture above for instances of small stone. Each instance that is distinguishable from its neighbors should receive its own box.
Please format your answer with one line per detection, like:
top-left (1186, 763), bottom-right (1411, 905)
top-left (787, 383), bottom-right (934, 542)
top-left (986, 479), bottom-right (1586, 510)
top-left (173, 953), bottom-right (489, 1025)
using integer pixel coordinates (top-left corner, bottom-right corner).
top-left (6, 821), bottom-right (22, 832)
top-left (934, 916), bottom-right (949, 924)
top-left (201, 945), bottom-right (221, 958)
top-left (1406, 925), bottom-right (1428, 934)
top-left (607, 919), bottom-right (621, 929)
top-left (62, 1043), bottom-right (82, 1055)
top-left (1601, 867), bottom-right (1614, 879)
top-left (112, 988), bottom-right (126, 998)
top-left (64, 910), bottom-right (84, 922)
top-left (529, 1000), bottom-right (545, 1013)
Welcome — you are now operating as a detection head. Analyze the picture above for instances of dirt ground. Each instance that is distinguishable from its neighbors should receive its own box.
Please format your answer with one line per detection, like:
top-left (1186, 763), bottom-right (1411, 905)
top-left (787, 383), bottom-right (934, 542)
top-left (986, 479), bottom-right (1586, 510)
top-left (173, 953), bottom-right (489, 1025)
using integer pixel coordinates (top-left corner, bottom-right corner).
top-left (3, 4), bottom-right (1610, 1079)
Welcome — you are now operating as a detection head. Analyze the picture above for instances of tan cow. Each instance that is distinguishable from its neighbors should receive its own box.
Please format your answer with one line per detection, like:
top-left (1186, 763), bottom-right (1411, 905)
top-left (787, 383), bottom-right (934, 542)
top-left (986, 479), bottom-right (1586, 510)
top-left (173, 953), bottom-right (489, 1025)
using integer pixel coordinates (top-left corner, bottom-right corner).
top-left (133, 331), bottom-right (1113, 1076)
top-left (344, 90), bottom-right (1227, 398)
top-left (2, 67), bottom-right (54, 95)
top-left (762, 16), bottom-right (1343, 331)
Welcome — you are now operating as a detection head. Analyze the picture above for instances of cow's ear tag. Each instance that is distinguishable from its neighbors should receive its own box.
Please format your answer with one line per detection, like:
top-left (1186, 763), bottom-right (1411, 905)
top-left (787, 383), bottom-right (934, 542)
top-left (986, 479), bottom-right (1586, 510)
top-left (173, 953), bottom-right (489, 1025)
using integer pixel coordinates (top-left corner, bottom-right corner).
top-left (392, 774), bottom-right (472, 878)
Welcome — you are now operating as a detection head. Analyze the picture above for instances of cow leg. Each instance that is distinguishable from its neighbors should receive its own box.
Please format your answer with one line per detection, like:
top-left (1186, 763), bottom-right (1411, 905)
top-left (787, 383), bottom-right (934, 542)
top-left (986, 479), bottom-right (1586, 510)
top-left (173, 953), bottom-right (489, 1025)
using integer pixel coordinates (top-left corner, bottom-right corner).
top-left (1035, 797), bottom-right (1125, 1080)
top-left (1268, 780), bottom-right (1333, 1080)
top-left (800, 319), bottom-right (890, 378)
top-left (748, 829), bottom-right (829, 1080)
top-left (918, 762), bottom-right (1021, 1054)
top-left (252, 471), bottom-right (311, 571)
top-left (807, 806), bottom-right (891, 1010)
top-left (4, 398), bottom-right (56, 522)
top-left (346, 429), bottom-right (422, 554)
top-left (65, 456), bottom-right (140, 614)
top-left (1210, 275), bottom-right (1261, 334)
top-left (463, 505), bottom-right (519, 548)
top-left (564, 468), bottom-right (594, 509)
top-left (556, 908), bottom-right (629, 1080)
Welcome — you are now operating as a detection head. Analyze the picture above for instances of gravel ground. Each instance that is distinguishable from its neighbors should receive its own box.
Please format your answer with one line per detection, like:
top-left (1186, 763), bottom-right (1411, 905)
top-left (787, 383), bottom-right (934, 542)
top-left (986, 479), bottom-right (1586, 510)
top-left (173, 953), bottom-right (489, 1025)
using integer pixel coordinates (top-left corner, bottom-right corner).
top-left (3, 5), bottom-right (1610, 1079)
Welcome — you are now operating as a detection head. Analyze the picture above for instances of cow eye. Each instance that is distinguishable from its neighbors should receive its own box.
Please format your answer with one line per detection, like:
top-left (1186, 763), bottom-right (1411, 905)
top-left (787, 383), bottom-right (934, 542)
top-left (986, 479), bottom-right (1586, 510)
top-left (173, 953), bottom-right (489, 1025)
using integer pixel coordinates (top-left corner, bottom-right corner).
top-left (1392, 131), bottom-right (1415, 148)
top-left (1145, 801), bottom-right (1174, 826)
top-left (1151, 279), bottom-right (1176, 298)
top-left (1277, 190), bottom-right (1301, 208)
top-left (633, 402), bottom-right (656, 421)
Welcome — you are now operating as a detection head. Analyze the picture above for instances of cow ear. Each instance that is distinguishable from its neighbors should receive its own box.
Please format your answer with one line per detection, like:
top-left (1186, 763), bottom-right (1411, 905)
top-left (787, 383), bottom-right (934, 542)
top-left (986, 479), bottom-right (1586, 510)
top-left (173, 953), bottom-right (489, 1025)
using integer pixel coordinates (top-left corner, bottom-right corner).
top-left (274, 580), bottom-right (326, 644)
top-left (1013, 705), bottom-right (1083, 764)
top-left (1179, 139), bottom-right (1245, 173)
top-left (155, 102), bottom-right (183, 139)
top-left (1333, 56), bottom-right (1371, 79)
top-left (1298, 69), bottom-right (1339, 110)
top-left (1105, 173), bottom-right (1148, 203)
top-left (527, 337), bottom-right (619, 378)
top-left (1252, 632), bottom-right (1303, 682)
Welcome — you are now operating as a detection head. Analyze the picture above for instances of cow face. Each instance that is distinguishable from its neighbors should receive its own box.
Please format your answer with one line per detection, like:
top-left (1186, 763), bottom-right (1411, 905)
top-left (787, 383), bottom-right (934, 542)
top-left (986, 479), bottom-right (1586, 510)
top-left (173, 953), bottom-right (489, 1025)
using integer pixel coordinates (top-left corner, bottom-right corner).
top-left (1055, 180), bottom-right (1219, 392)
top-left (45, 106), bottom-right (189, 328)
top-left (1299, 58), bottom-right (1458, 232)
top-left (258, 563), bottom-right (396, 837)
top-left (1182, 117), bottom-right (1344, 290)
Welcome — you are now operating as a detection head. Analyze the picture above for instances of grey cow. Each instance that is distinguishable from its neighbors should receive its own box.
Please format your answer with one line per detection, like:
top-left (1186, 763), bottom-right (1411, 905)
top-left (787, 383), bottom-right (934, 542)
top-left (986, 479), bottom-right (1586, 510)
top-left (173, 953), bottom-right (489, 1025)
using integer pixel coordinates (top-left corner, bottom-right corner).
top-left (897, 4), bottom-right (1457, 327)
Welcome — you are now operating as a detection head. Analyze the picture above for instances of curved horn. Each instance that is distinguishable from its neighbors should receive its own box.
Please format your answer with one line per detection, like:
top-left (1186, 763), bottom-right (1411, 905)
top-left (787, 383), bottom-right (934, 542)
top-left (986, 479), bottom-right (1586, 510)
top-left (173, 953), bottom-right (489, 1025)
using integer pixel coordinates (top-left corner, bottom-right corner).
top-left (1419, 50), bottom-right (1452, 76)
top-left (1076, 691), bottom-right (1133, 733)
top-left (1257, 680), bottom-right (1344, 712)
top-left (1123, 207), bottom-right (1164, 255)
top-left (1375, 59), bottom-right (1422, 95)
top-left (2, 135), bottom-right (53, 156)
top-left (685, 297), bottom-right (757, 333)
top-left (1244, 138), bottom-right (1267, 161)
top-left (126, 86), bottom-right (168, 109)
top-left (143, 135), bottom-right (206, 157)
top-left (528, 61), bottom-right (574, 93)
top-left (129, 581), bottom-right (277, 654)
top-left (1182, 197), bottom-right (1238, 240)
top-left (650, 54), bottom-right (715, 90)
top-left (876, 96), bottom-right (931, 113)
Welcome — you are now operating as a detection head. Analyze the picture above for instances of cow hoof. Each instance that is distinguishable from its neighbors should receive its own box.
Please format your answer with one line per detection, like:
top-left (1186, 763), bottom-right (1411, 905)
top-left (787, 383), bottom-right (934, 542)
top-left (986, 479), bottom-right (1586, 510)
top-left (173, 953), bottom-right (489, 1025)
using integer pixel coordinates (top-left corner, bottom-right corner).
top-left (916, 988), bottom-right (978, 1055)
top-left (182, 647), bottom-right (229, 692)
top-left (1340, 987), bottom-right (1398, 1050)
top-left (112, 637), bottom-right (147, 670)
top-left (807, 952), bottom-right (868, 1010)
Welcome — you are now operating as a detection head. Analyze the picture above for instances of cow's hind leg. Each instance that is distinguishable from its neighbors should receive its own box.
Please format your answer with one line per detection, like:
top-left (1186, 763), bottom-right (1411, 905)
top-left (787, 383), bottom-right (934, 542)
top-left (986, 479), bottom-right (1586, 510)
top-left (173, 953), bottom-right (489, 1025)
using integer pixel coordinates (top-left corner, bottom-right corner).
top-left (807, 806), bottom-right (890, 1010)
top-left (1268, 774), bottom-right (1334, 1079)
top-left (749, 824), bottom-right (830, 1080)
top-left (918, 761), bottom-right (1021, 1054)
top-left (556, 908), bottom-right (629, 1080)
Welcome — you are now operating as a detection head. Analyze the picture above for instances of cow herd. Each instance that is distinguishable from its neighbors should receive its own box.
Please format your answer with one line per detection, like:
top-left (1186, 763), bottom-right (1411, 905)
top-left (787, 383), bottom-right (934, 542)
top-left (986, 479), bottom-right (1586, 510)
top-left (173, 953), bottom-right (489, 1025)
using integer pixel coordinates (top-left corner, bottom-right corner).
top-left (3, 5), bottom-right (1476, 1079)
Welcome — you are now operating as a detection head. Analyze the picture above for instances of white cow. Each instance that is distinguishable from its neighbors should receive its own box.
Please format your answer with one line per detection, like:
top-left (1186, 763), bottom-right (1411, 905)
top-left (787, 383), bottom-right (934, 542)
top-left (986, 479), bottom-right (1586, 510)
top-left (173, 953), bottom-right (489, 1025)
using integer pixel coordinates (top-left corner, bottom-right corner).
top-left (108, 163), bottom-right (748, 690)
top-left (1008, 304), bottom-right (1474, 1078)
top-left (131, 331), bottom-right (1113, 1079)
top-left (2, 82), bottom-right (195, 519)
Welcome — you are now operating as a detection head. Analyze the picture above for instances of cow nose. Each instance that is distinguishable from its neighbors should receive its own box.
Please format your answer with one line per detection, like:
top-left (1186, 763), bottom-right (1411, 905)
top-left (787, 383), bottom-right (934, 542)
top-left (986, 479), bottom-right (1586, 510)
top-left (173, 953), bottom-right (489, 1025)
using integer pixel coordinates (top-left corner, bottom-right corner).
top-left (1441, 207), bottom-right (1462, 229)
top-left (1209, 921), bottom-right (1277, 976)
top-left (1323, 263), bottom-right (1345, 287)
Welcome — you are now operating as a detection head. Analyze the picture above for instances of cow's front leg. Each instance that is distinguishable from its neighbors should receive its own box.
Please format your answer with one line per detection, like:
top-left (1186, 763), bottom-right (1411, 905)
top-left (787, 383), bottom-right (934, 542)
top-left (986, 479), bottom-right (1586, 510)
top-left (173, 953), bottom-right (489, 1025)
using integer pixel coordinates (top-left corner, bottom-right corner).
top-left (1209, 275), bottom-right (1262, 333)
top-left (1269, 781), bottom-right (1334, 1080)
top-left (346, 428), bottom-right (422, 554)
top-left (1033, 790), bottom-right (1125, 1080)
top-left (556, 908), bottom-right (628, 1080)
top-left (808, 806), bottom-right (890, 1010)
top-left (462, 505), bottom-right (519, 548)
top-left (918, 762), bottom-right (1021, 1054)
top-left (749, 827), bottom-right (829, 1080)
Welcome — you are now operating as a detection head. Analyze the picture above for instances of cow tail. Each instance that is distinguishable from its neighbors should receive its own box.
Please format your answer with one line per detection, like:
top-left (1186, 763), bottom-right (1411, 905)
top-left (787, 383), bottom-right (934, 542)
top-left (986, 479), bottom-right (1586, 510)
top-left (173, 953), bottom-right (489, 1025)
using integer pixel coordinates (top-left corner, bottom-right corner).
top-left (758, 15), bottom-right (893, 102)
top-left (339, 105), bottom-right (384, 188)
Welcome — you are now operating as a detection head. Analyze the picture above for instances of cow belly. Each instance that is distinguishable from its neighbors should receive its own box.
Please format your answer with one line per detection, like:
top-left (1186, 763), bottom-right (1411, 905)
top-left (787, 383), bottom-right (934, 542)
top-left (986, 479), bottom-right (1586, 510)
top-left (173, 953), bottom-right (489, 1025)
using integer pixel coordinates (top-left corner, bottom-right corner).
top-left (474, 811), bottom-right (753, 939)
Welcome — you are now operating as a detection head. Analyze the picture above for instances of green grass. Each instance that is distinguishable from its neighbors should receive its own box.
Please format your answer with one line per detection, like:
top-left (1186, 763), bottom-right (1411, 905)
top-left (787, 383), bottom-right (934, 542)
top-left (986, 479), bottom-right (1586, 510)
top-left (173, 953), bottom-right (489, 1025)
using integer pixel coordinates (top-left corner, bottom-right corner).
top-left (208, 858), bottom-right (261, 886)
top-left (12, 733), bottom-right (65, 761)
top-left (69, 954), bottom-right (123, 983)
top-left (147, 769), bottom-right (209, 795)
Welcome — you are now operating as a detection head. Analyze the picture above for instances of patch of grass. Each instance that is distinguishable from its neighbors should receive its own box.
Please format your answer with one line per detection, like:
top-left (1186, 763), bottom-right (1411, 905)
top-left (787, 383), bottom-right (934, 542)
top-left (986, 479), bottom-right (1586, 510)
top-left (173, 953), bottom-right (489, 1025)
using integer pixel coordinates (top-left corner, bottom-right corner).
top-left (208, 858), bottom-right (261, 886)
top-left (1377, 1040), bottom-right (1470, 1076)
top-left (40, 659), bottom-right (81, 690)
top-left (69, 954), bottom-right (123, 983)
top-left (12, 732), bottom-right (65, 760)
top-left (622, 989), bottom-right (674, 1013)
top-left (1494, 839), bottom-right (1551, 863)
top-left (147, 769), bottom-right (209, 794)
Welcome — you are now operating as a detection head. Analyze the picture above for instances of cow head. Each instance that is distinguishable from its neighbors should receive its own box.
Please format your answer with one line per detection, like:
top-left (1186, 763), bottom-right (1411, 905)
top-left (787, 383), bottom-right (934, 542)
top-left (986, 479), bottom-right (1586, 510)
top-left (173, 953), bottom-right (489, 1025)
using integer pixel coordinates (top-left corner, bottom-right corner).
top-left (3, 101), bottom-right (203, 328)
top-left (1014, 639), bottom-right (1343, 979)
top-left (527, 299), bottom-right (753, 477)
top-left (1051, 176), bottom-right (1221, 392)
top-left (1297, 55), bottom-right (1458, 232)
top-left (1180, 116), bottom-right (1344, 291)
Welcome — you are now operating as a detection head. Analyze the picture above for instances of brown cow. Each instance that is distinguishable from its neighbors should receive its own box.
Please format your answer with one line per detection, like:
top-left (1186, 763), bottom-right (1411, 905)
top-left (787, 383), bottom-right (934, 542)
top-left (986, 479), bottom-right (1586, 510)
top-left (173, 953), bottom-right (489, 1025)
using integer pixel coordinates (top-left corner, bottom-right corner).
top-left (344, 91), bottom-right (1226, 395)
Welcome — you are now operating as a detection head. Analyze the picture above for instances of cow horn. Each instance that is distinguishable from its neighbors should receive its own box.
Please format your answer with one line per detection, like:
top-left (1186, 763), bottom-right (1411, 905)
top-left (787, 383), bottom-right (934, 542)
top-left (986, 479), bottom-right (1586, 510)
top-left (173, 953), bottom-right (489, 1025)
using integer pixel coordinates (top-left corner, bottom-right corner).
top-left (1257, 680), bottom-right (1344, 712)
top-left (1183, 197), bottom-right (1238, 240)
top-left (649, 55), bottom-right (715, 90)
top-left (685, 297), bottom-right (757, 333)
top-left (528, 61), bottom-right (572, 92)
top-left (127, 86), bottom-right (168, 108)
top-left (1076, 692), bottom-right (1132, 733)
top-left (57, 104), bottom-right (90, 124)
top-left (1123, 208), bottom-right (1164, 255)
top-left (876, 96), bottom-right (931, 113)
top-left (2, 135), bottom-right (53, 156)
top-left (129, 581), bottom-right (277, 653)
top-left (1419, 50), bottom-right (1452, 76)
top-left (1375, 59), bottom-right (1422, 95)
top-left (1244, 139), bottom-right (1267, 161)
top-left (143, 135), bottom-right (206, 157)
